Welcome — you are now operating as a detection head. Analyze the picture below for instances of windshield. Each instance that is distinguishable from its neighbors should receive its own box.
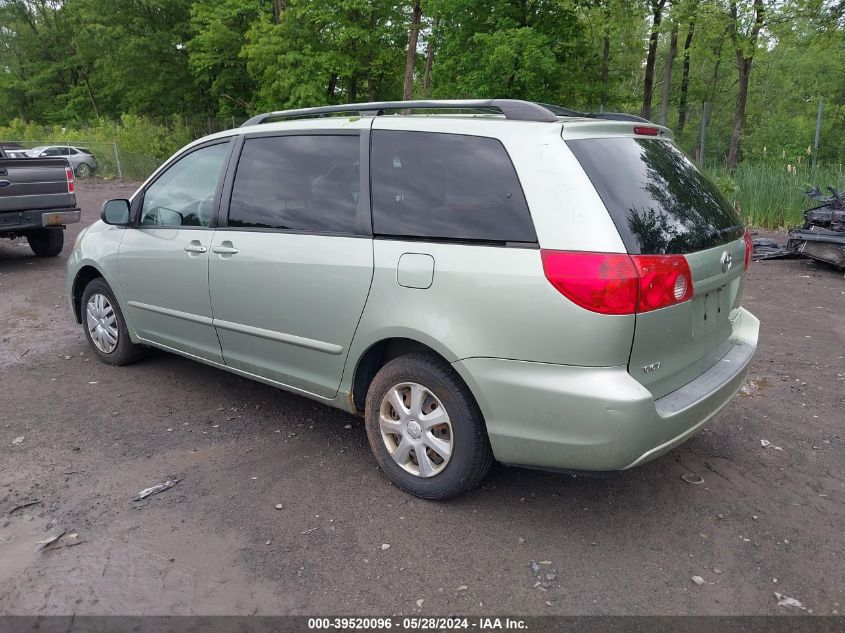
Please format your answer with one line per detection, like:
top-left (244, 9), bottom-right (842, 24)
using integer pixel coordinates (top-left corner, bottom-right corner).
top-left (567, 137), bottom-right (743, 255)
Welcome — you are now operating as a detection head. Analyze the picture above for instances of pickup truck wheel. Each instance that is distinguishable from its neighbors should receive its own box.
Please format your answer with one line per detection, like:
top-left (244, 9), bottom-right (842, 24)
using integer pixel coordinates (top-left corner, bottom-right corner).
top-left (75, 163), bottom-right (92, 178)
top-left (27, 228), bottom-right (64, 257)
top-left (81, 278), bottom-right (145, 366)
top-left (365, 352), bottom-right (493, 500)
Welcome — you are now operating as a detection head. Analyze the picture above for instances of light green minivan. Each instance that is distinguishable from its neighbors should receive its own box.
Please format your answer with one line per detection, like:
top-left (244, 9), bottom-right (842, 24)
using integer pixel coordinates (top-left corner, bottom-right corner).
top-left (67, 100), bottom-right (759, 499)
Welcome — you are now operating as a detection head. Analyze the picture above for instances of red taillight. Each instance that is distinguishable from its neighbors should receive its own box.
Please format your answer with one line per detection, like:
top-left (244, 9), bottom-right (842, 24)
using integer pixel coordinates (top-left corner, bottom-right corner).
top-left (541, 250), bottom-right (693, 315)
top-left (743, 229), bottom-right (753, 270)
top-left (66, 167), bottom-right (74, 193)
top-left (541, 251), bottom-right (638, 315)
top-left (634, 126), bottom-right (660, 136)
top-left (631, 254), bottom-right (694, 312)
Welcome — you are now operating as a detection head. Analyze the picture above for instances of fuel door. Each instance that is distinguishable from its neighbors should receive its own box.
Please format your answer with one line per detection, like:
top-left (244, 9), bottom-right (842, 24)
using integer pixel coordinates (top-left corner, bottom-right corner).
top-left (397, 253), bottom-right (434, 289)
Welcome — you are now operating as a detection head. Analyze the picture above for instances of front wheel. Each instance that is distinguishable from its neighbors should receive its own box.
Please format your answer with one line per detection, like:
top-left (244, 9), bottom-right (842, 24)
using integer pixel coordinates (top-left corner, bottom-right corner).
top-left (365, 352), bottom-right (493, 500)
top-left (80, 278), bottom-right (145, 366)
top-left (27, 228), bottom-right (64, 257)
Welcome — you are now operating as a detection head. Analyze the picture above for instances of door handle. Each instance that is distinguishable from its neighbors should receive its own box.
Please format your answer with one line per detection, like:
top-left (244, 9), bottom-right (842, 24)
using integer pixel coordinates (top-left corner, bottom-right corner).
top-left (184, 241), bottom-right (208, 254)
top-left (211, 242), bottom-right (239, 255)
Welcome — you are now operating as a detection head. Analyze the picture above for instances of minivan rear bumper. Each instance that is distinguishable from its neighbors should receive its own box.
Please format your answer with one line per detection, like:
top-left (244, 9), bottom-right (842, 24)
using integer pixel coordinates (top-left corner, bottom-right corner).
top-left (453, 307), bottom-right (759, 472)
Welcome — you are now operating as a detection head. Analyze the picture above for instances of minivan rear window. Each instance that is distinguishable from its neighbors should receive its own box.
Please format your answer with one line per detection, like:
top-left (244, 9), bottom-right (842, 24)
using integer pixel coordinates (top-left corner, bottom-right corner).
top-left (567, 138), bottom-right (743, 255)
top-left (371, 131), bottom-right (537, 244)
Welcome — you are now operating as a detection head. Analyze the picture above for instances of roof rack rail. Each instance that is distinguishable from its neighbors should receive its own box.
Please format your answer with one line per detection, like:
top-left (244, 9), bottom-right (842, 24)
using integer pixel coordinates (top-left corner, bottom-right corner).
top-left (241, 99), bottom-right (559, 126)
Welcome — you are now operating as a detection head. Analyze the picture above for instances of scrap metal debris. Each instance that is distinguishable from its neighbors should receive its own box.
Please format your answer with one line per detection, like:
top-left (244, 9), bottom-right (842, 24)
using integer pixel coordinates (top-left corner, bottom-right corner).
top-left (42, 532), bottom-right (83, 550)
top-left (35, 530), bottom-right (66, 550)
top-left (751, 237), bottom-right (792, 261)
top-left (750, 187), bottom-right (845, 268)
top-left (774, 592), bottom-right (806, 610)
top-left (681, 473), bottom-right (704, 484)
top-left (133, 476), bottom-right (181, 501)
top-left (8, 500), bottom-right (41, 515)
top-left (787, 187), bottom-right (845, 268)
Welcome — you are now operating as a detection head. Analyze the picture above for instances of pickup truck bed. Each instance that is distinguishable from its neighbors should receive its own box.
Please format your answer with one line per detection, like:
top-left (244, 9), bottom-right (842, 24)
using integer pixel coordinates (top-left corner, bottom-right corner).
top-left (0, 157), bottom-right (81, 257)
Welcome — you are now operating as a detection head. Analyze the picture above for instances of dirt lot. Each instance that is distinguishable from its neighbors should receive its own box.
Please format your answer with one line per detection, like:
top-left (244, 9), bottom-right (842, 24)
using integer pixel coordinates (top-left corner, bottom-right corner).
top-left (0, 180), bottom-right (843, 616)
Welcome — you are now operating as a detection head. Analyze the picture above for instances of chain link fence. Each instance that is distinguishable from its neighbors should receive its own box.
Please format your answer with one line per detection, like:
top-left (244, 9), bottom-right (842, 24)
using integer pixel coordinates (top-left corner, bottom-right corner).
top-left (3, 140), bottom-right (171, 182)
top-left (0, 115), bottom-right (251, 182)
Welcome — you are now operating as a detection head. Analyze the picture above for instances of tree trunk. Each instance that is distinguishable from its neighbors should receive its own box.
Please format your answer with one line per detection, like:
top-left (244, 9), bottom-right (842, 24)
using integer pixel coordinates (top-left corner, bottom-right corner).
top-left (726, 0), bottom-right (765, 171)
top-left (348, 76), bottom-right (358, 103)
top-left (80, 70), bottom-right (100, 119)
top-left (727, 58), bottom-right (751, 170)
top-left (708, 37), bottom-right (724, 106)
top-left (600, 32), bottom-right (610, 111)
top-left (271, 0), bottom-right (287, 24)
top-left (659, 21), bottom-right (679, 126)
top-left (423, 16), bottom-right (438, 98)
top-left (641, 0), bottom-right (665, 120)
top-left (676, 19), bottom-right (695, 134)
top-left (403, 0), bottom-right (422, 101)
top-left (326, 74), bottom-right (337, 101)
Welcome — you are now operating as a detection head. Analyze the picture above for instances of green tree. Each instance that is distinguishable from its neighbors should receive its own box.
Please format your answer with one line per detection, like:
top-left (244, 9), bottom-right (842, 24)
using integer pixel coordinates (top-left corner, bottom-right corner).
top-left (242, 0), bottom-right (406, 112)
top-left (189, 0), bottom-right (260, 116)
top-left (429, 0), bottom-right (590, 104)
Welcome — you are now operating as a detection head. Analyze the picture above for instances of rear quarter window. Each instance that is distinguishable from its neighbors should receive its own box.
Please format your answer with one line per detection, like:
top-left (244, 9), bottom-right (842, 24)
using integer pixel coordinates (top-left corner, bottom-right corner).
top-left (371, 130), bottom-right (537, 244)
top-left (567, 138), bottom-right (743, 255)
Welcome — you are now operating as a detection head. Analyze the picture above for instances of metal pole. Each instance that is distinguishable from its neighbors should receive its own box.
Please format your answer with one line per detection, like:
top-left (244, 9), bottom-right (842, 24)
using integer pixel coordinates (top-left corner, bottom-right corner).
top-left (699, 101), bottom-right (708, 167)
top-left (813, 97), bottom-right (823, 168)
top-left (113, 142), bottom-right (123, 180)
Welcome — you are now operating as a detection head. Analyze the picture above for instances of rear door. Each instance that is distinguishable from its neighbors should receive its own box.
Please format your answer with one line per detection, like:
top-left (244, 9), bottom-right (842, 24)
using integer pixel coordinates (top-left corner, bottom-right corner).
top-left (567, 136), bottom-right (747, 398)
top-left (208, 130), bottom-right (373, 399)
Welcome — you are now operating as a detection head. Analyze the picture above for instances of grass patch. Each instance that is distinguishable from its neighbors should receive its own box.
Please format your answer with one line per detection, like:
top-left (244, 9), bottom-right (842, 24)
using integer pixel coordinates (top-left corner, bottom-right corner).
top-left (707, 162), bottom-right (845, 229)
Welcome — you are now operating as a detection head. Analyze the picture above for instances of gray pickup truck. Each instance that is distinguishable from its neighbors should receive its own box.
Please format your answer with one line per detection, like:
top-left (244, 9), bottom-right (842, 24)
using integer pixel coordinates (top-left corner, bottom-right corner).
top-left (0, 148), bottom-right (81, 256)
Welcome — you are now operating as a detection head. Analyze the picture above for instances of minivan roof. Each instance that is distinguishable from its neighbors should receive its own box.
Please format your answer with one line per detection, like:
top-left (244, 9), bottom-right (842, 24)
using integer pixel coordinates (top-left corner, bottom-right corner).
top-left (242, 99), bottom-right (654, 128)
top-left (188, 100), bottom-right (672, 158)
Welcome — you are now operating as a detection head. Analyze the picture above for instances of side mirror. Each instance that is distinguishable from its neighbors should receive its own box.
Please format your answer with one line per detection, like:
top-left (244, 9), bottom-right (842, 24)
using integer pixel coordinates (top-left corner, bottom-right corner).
top-left (101, 199), bottom-right (131, 226)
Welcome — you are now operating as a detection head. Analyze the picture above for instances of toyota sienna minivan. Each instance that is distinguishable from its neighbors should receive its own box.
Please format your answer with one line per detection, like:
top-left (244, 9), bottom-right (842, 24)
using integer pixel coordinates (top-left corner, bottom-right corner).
top-left (67, 99), bottom-right (759, 499)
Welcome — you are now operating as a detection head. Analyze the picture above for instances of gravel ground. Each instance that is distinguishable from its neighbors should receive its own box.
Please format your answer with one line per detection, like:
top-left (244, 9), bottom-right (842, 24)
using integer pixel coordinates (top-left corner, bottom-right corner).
top-left (0, 180), bottom-right (843, 616)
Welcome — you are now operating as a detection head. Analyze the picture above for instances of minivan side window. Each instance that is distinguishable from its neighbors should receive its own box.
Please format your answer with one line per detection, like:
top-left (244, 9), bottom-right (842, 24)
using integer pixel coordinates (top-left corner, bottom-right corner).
top-left (140, 141), bottom-right (231, 228)
top-left (227, 135), bottom-right (360, 234)
top-left (371, 131), bottom-right (537, 243)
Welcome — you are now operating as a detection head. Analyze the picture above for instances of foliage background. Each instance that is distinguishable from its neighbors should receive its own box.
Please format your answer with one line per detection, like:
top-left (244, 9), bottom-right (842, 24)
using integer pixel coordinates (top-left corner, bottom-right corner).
top-left (0, 0), bottom-right (843, 226)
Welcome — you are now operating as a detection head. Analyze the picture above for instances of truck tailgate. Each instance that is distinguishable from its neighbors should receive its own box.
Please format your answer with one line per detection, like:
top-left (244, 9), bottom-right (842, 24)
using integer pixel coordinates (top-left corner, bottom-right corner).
top-left (0, 158), bottom-right (75, 213)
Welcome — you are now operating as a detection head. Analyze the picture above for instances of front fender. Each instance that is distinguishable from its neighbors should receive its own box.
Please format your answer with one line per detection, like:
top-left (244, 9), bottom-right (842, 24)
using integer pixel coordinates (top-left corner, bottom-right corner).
top-left (66, 221), bottom-right (129, 327)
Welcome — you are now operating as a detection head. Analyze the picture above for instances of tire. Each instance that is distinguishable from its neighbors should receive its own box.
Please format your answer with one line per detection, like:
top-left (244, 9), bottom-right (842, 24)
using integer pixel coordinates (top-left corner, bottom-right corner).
top-left (80, 277), bottom-right (145, 366)
top-left (27, 228), bottom-right (64, 257)
top-left (365, 352), bottom-right (493, 500)
top-left (75, 163), bottom-right (93, 178)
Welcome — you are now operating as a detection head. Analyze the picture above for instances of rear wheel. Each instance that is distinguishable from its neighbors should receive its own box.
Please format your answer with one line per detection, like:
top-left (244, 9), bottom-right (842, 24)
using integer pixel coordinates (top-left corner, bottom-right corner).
top-left (75, 163), bottom-right (93, 178)
top-left (27, 228), bottom-right (64, 257)
top-left (81, 278), bottom-right (145, 366)
top-left (365, 352), bottom-right (493, 499)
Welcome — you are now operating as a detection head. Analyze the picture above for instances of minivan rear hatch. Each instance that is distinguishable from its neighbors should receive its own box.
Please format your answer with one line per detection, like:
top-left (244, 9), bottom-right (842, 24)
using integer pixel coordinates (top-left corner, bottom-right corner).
top-left (567, 136), bottom-right (746, 399)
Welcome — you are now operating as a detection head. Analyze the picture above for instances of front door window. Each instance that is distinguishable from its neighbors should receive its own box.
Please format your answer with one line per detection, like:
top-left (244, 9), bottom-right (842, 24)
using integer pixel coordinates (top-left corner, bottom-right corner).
top-left (140, 142), bottom-right (230, 228)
